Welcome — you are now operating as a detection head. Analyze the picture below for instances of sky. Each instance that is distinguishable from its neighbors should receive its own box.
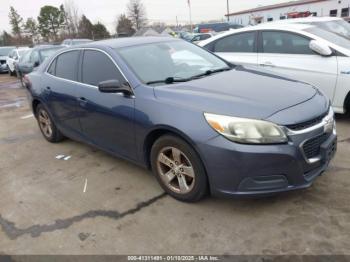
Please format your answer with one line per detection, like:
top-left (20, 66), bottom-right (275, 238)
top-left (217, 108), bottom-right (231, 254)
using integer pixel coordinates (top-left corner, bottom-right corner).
top-left (0, 0), bottom-right (290, 34)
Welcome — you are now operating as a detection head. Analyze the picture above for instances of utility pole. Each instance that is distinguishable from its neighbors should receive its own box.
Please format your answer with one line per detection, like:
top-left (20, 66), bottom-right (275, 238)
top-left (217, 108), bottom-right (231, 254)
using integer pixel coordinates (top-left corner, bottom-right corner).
top-left (227, 0), bottom-right (230, 21)
top-left (188, 0), bottom-right (193, 32)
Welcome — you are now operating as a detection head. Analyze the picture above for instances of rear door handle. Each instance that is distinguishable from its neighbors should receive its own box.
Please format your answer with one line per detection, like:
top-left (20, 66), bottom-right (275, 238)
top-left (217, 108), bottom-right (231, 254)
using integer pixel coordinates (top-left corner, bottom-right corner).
top-left (259, 61), bottom-right (275, 67)
top-left (78, 97), bottom-right (88, 107)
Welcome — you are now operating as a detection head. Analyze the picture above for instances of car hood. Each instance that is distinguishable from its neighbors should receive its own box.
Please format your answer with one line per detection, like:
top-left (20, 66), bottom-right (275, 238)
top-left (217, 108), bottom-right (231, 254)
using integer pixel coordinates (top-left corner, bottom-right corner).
top-left (153, 66), bottom-right (318, 121)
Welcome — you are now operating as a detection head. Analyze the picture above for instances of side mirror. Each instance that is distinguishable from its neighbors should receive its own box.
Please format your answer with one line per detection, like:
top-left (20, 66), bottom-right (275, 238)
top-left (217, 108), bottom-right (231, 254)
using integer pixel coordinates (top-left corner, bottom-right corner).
top-left (309, 40), bottom-right (333, 56)
top-left (98, 80), bottom-right (133, 96)
top-left (34, 61), bottom-right (40, 67)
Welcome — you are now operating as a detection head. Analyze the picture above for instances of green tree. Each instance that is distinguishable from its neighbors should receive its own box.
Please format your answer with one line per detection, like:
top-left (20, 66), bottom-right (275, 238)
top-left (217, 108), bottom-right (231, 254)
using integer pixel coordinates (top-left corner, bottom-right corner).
top-left (92, 22), bottom-right (110, 39)
top-left (78, 15), bottom-right (93, 39)
top-left (24, 18), bottom-right (39, 43)
top-left (127, 0), bottom-right (147, 30)
top-left (38, 5), bottom-right (64, 41)
top-left (8, 6), bottom-right (23, 39)
top-left (117, 14), bottom-right (135, 37)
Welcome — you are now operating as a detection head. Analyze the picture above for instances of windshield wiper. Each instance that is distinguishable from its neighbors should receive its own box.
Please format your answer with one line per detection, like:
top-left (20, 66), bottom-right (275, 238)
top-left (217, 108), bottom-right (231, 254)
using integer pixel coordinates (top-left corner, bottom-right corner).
top-left (146, 77), bottom-right (190, 85)
top-left (146, 67), bottom-right (233, 85)
top-left (190, 67), bottom-right (232, 80)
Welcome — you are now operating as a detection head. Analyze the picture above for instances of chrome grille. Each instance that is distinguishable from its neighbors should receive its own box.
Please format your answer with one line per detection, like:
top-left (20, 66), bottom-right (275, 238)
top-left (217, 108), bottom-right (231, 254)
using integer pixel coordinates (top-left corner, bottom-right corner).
top-left (287, 113), bottom-right (327, 131)
top-left (303, 133), bottom-right (330, 159)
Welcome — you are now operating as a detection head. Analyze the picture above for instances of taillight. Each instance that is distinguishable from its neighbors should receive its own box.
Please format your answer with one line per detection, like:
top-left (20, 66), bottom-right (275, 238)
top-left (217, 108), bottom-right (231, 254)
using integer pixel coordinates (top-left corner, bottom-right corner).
top-left (23, 75), bottom-right (31, 89)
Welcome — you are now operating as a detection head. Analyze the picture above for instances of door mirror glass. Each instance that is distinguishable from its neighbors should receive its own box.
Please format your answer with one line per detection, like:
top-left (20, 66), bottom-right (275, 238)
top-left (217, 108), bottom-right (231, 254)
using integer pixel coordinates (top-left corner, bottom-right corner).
top-left (98, 80), bottom-right (132, 95)
top-left (309, 40), bottom-right (332, 56)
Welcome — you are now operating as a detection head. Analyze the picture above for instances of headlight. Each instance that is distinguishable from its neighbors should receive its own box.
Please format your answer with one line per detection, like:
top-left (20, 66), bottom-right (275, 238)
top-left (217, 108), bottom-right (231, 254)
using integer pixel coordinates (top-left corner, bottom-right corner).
top-left (204, 113), bottom-right (288, 144)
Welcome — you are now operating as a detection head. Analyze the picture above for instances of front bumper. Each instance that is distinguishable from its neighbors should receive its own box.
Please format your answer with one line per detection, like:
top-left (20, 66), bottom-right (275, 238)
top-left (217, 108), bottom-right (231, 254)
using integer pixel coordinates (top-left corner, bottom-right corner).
top-left (198, 124), bottom-right (337, 197)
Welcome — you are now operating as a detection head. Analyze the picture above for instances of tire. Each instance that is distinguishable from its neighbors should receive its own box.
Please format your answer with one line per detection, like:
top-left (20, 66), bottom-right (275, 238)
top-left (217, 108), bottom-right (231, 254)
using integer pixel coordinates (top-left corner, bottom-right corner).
top-left (150, 135), bottom-right (208, 202)
top-left (36, 104), bottom-right (65, 143)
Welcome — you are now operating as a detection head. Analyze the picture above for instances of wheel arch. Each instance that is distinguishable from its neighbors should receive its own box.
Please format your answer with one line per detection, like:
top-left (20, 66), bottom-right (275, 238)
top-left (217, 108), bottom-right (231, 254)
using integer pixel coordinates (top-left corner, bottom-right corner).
top-left (32, 97), bottom-right (44, 117)
top-left (143, 126), bottom-right (203, 170)
top-left (345, 91), bottom-right (350, 114)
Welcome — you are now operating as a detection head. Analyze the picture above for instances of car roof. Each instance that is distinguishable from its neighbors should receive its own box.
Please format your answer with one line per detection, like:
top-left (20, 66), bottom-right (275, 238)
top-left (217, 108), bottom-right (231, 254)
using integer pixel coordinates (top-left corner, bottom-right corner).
top-left (76, 37), bottom-right (180, 49)
top-left (198, 23), bottom-right (315, 46)
top-left (33, 45), bottom-right (63, 51)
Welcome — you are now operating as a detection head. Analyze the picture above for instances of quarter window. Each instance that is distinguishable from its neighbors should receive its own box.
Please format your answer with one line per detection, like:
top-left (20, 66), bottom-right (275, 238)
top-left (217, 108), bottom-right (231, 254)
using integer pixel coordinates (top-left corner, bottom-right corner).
top-left (82, 50), bottom-right (124, 86)
top-left (261, 31), bottom-right (313, 55)
top-left (47, 59), bottom-right (56, 75)
top-left (213, 32), bottom-right (256, 53)
top-left (55, 50), bottom-right (80, 81)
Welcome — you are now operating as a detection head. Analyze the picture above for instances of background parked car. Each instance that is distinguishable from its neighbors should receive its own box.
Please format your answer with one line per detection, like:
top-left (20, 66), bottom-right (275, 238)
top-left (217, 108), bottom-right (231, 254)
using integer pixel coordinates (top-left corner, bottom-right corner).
top-left (194, 22), bottom-right (243, 33)
top-left (16, 45), bottom-right (63, 87)
top-left (190, 33), bottom-right (214, 44)
top-left (6, 47), bottom-right (30, 76)
top-left (199, 21), bottom-right (350, 115)
top-left (61, 39), bottom-right (93, 47)
top-left (0, 46), bottom-right (15, 73)
top-left (273, 17), bottom-right (350, 40)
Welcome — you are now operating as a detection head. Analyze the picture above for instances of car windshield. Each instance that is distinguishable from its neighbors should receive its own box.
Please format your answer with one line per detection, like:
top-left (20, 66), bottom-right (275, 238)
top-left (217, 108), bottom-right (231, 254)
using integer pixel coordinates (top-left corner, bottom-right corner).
top-left (0, 47), bottom-right (14, 56)
top-left (116, 40), bottom-right (230, 85)
top-left (19, 50), bottom-right (31, 63)
top-left (310, 20), bottom-right (350, 39)
top-left (18, 49), bottom-right (29, 56)
top-left (39, 47), bottom-right (63, 61)
top-left (304, 26), bottom-right (350, 50)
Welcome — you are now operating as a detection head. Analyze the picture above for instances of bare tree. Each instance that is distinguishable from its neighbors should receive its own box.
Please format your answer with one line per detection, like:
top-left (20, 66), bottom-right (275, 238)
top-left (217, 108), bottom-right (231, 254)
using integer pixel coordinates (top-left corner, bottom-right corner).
top-left (61, 0), bottom-right (80, 37)
top-left (127, 0), bottom-right (147, 30)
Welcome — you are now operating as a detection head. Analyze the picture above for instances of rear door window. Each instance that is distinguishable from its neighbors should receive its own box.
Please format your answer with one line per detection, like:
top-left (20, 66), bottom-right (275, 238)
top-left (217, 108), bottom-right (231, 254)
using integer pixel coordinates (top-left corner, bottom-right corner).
top-left (54, 50), bottom-right (80, 81)
top-left (213, 32), bottom-right (256, 53)
top-left (81, 50), bottom-right (125, 86)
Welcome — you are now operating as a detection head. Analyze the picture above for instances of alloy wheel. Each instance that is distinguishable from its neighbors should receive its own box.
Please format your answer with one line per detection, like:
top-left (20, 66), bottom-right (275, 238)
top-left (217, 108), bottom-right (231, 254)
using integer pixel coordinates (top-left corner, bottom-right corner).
top-left (156, 146), bottom-right (195, 194)
top-left (38, 109), bottom-right (53, 138)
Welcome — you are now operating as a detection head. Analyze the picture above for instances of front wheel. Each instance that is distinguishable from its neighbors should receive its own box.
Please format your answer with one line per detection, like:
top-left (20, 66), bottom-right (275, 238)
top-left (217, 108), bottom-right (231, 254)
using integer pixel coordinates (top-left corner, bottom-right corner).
top-left (151, 135), bottom-right (208, 202)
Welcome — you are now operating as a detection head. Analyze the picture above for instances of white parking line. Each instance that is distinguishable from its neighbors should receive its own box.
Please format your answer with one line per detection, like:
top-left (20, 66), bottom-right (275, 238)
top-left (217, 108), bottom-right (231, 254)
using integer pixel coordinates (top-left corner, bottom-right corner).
top-left (83, 178), bottom-right (88, 193)
top-left (20, 114), bottom-right (34, 119)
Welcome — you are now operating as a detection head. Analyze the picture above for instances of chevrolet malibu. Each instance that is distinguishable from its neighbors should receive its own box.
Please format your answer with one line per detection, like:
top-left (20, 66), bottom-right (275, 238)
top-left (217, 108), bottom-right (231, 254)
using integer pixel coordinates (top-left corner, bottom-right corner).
top-left (26, 37), bottom-right (337, 202)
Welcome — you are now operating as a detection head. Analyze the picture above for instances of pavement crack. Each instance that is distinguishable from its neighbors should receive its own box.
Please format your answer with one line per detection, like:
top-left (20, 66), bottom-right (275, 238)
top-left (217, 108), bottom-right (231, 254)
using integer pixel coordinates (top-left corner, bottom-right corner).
top-left (0, 192), bottom-right (167, 240)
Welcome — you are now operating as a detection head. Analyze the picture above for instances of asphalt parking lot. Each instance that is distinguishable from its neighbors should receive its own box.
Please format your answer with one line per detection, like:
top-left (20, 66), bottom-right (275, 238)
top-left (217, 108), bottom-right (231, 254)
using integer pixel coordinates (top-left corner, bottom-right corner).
top-left (0, 73), bottom-right (349, 255)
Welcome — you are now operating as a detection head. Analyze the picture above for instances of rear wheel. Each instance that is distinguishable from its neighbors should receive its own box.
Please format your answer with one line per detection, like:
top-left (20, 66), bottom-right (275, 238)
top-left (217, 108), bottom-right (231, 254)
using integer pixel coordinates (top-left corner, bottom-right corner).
top-left (151, 135), bottom-right (208, 202)
top-left (36, 104), bottom-right (65, 143)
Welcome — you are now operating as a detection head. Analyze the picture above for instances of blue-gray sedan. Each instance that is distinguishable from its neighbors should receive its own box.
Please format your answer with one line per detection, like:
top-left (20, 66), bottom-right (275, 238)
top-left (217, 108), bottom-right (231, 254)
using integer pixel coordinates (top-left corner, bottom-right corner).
top-left (25, 37), bottom-right (337, 202)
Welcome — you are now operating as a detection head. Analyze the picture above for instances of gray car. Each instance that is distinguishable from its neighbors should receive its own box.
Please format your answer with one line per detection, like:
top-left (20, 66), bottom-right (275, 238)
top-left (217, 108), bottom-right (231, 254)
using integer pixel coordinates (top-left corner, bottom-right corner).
top-left (0, 46), bottom-right (15, 73)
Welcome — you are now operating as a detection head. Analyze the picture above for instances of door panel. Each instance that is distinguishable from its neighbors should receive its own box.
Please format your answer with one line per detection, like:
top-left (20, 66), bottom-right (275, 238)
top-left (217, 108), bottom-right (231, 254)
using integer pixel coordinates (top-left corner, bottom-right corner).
top-left (76, 86), bottom-right (136, 159)
top-left (43, 50), bottom-right (81, 137)
top-left (257, 30), bottom-right (338, 102)
top-left (76, 50), bottom-right (136, 160)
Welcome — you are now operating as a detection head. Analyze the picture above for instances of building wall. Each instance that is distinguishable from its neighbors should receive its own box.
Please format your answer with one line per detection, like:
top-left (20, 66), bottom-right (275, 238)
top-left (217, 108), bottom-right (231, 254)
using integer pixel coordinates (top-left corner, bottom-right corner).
top-left (229, 0), bottom-right (350, 25)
